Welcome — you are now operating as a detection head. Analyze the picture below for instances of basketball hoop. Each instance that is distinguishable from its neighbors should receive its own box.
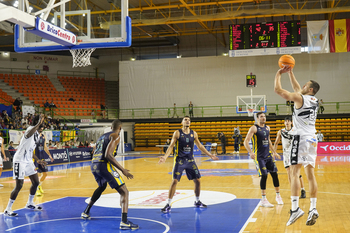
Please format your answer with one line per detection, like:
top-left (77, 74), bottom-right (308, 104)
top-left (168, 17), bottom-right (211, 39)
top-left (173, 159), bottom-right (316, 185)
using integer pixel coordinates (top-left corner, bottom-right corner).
top-left (247, 109), bottom-right (255, 117)
top-left (70, 48), bottom-right (96, 67)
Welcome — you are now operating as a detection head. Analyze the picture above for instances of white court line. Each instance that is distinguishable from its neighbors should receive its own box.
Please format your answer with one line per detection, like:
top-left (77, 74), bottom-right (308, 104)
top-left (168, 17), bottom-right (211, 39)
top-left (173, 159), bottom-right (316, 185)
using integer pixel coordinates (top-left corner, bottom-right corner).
top-left (6, 216), bottom-right (170, 233)
top-left (238, 202), bottom-right (260, 233)
top-left (211, 160), bottom-right (254, 163)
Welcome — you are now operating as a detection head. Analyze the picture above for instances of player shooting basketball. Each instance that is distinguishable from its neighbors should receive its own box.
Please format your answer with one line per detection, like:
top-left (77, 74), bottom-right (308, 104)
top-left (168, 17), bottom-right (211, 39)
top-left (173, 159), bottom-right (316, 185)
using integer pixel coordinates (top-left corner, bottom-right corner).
top-left (274, 65), bottom-right (320, 226)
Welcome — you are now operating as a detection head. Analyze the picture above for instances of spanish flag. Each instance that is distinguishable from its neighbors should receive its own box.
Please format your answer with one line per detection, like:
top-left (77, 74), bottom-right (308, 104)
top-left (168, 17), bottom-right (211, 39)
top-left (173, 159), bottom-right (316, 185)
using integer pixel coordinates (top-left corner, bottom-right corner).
top-left (329, 19), bottom-right (350, 53)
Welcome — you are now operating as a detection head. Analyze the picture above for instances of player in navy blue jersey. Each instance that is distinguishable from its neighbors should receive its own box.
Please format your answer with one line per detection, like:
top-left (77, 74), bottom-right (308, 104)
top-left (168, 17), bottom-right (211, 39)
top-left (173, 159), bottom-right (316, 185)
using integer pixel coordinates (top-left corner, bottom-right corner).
top-left (244, 112), bottom-right (283, 208)
top-left (81, 120), bottom-right (138, 230)
top-left (34, 126), bottom-right (54, 196)
top-left (158, 116), bottom-right (219, 213)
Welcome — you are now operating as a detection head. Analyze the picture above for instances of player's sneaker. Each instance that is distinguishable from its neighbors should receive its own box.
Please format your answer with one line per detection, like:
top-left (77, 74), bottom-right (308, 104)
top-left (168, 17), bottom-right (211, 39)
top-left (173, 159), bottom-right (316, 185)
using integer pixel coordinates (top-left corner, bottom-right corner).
top-left (120, 220), bottom-right (139, 230)
top-left (0, 184), bottom-right (4, 187)
top-left (306, 208), bottom-right (319, 226)
top-left (38, 185), bottom-right (44, 194)
top-left (36, 190), bottom-right (42, 196)
top-left (81, 212), bottom-right (91, 220)
top-left (25, 204), bottom-right (43, 210)
top-left (286, 207), bottom-right (304, 226)
top-left (194, 200), bottom-right (207, 208)
top-left (300, 189), bottom-right (306, 199)
top-left (4, 210), bottom-right (18, 217)
top-left (161, 204), bottom-right (171, 213)
top-left (260, 199), bottom-right (274, 208)
top-left (276, 196), bottom-right (284, 205)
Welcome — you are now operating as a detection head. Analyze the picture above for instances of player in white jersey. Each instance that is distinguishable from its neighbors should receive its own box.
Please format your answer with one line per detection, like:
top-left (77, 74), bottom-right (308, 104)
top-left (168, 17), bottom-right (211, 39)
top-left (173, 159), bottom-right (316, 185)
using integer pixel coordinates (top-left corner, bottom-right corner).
top-left (0, 136), bottom-right (8, 187)
top-left (273, 116), bottom-right (306, 199)
top-left (3, 114), bottom-right (47, 217)
top-left (274, 66), bottom-right (320, 227)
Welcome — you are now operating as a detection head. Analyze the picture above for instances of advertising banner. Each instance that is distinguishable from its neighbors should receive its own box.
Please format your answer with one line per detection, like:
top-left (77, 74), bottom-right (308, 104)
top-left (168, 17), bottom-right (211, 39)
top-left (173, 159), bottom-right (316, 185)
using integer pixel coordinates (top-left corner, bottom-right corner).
top-left (68, 148), bottom-right (92, 162)
top-left (317, 141), bottom-right (350, 155)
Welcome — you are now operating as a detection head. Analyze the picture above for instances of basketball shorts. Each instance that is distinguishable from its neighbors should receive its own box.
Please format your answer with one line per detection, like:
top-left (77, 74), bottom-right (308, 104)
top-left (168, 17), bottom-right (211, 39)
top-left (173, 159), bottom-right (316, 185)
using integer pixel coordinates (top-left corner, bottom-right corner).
top-left (283, 152), bottom-right (291, 168)
top-left (13, 161), bottom-right (37, 179)
top-left (91, 162), bottom-right (125, 189)
top-left (34, 160), bottom-right (49, 173)
top-left (0, 155), bottom-right (3, 168)
top-left (172, 157), bottom-right (201, 181)
top-left (290, 134), bottom-right (318, 168)
top-left (254, 155), bottom-right (278, 176)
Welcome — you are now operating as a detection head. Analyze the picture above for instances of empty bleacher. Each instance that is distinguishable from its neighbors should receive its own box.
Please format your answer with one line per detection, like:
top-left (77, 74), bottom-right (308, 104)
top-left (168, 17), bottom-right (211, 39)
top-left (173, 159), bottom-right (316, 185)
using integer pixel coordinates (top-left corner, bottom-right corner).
top-left (134, 118), bottom-right (350, 153)
top-left (0, 73), bottom-right (105, 117)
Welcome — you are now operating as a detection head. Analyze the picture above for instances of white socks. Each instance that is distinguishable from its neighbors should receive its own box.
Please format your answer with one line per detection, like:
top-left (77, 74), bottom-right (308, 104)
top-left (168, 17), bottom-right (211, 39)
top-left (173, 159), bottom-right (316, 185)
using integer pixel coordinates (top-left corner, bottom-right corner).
top-left (261, 195), bottom-right (267, 201)
top-left (167, 199), bottom-right (172, 205)
top-left (195, 196), bottom-right (200, 202)
top-left (310, 198), bottom-right (317, 210)
top-left (6, 199), bottom-right (15, 211)
top-left (291, 196), bottom-right (299, 211)
top-left (28, 194), bottom-right (35, 205)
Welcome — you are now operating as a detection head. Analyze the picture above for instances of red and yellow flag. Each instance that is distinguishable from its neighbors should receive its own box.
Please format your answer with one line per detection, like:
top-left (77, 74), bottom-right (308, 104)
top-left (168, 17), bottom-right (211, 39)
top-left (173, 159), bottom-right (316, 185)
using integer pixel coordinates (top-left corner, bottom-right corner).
top-left (329, 19), bottom-right (350, 53)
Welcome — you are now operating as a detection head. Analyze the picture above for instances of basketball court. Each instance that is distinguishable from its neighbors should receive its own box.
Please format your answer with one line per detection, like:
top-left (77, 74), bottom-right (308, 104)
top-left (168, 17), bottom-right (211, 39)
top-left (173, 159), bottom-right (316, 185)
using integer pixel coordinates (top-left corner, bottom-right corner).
top-left (1, 152), bottom-right (350, 232)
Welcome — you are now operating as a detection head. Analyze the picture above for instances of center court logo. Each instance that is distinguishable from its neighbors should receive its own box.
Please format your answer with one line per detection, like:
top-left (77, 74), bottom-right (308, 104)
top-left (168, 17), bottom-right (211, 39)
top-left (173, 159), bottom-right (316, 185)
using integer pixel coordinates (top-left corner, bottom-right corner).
top-left (85, 190), bottom-right (236, 209)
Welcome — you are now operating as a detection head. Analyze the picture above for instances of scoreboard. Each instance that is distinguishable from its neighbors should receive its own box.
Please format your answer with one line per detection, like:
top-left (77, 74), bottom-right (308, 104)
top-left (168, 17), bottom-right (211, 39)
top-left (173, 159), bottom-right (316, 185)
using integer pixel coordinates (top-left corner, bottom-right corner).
top-left (229, 21), bottom-right (301, 56)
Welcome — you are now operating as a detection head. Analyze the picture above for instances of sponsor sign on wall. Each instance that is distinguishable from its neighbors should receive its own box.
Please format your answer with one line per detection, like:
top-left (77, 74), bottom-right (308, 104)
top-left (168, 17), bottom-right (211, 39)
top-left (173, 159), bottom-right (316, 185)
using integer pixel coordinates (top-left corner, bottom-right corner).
top-left (317, 141), bottom-right (350, 154)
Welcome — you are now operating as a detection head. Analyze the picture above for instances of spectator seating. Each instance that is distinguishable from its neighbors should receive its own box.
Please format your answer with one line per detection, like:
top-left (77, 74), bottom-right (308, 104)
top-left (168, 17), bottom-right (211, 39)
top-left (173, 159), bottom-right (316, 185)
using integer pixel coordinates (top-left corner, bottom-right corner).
top-left (134, 118), bottom-right (350, 152)
top-left (0, 89), bottom-right (14, 103)
top-left (0, 73), bottom-right (105, 117)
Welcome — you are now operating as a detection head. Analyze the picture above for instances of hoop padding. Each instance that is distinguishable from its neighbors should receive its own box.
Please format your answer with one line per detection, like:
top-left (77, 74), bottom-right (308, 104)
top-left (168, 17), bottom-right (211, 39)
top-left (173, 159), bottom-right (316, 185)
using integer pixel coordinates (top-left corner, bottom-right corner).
top-left (70, 48), bottom-right (96, 67)
top-left (247, 109), bottom-right (254, 117)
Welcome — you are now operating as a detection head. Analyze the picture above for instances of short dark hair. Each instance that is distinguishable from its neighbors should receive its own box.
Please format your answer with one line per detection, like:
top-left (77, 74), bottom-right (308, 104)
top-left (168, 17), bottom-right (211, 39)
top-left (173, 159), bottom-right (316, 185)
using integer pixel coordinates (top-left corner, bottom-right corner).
top-left (183, 116), bottom-right (191, 120)
top-left (256, 112), bottom-right (265, 118)
top-left (309, 80), bottom-right (320, 95)
top-left (112, 119), bottom-right (122, 130)
top-left (285, 116), bottom-right (292, 121)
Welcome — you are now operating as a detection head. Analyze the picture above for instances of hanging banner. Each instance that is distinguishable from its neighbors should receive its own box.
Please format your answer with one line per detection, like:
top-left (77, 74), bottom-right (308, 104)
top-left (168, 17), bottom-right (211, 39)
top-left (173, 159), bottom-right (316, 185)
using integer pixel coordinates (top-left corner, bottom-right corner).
top-left (307, 20), bottom-right (330, 53)
top-left (22, 105), bottom-right (35, 118)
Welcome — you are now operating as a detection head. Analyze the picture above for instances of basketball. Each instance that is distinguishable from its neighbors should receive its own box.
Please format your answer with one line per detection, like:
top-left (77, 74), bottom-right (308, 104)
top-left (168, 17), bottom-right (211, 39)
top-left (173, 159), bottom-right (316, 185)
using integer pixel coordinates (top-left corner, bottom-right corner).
top-left (278, 55), bottom-right (295, 68)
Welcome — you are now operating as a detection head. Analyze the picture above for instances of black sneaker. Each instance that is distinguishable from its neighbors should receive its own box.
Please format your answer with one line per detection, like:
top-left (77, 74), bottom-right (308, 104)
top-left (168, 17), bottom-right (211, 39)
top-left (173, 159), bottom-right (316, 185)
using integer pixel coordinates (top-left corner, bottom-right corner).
top-left (194, 200), bottom-right (207, 208)
top-left (4, 210), bottom-right (18, 217)
top-left (25, 204), bottom-right (43, 210)
top-left (161, 204), bottom-right (171, 213)
top-left (120, 220), bottom-right (139, 230)
top-left (300, 189), bottom-right (306, 199)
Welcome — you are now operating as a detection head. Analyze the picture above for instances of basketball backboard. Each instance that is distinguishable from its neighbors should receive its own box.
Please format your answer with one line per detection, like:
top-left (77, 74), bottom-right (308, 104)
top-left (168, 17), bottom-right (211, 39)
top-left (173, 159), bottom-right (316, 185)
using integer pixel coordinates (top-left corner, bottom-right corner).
top-left (14, 0), bottom-right (131, 53)
top-left (236, 95), bottom-right (267, 117)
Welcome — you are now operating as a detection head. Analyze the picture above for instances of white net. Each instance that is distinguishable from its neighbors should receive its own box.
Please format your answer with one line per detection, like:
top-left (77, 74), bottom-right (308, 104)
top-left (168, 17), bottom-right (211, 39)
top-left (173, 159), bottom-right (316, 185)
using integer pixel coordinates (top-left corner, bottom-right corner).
top-left (70, 48), bottom-right (96, 67)
top-left (247, 109), bottom-right (255, 117)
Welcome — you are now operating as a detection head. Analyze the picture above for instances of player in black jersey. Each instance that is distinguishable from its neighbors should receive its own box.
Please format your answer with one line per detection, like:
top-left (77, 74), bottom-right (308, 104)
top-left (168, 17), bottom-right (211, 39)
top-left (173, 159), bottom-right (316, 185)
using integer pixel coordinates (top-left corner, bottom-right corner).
top-left (34, 126), bottom-right (54, 196)
top-left (158, 116), bottom-right (219, 213)
top-left (244, 112), bottom-right (283, 208)
top-left (81, 120), bottom-right (138, 230)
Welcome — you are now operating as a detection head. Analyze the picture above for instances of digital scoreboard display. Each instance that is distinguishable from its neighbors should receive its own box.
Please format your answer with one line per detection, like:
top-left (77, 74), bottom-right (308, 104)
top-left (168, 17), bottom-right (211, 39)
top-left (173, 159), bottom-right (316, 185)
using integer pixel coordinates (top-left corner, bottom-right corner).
top-left (229, 21), bottom-right (301, 50)
top-left (246, 75), bottom-right (256, 87)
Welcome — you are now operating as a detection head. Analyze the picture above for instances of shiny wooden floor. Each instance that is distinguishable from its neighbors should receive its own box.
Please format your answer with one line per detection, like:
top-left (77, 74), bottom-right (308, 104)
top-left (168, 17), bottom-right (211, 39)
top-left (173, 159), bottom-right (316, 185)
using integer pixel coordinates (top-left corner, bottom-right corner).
top-left (1, 152), bottom-right (350, 232)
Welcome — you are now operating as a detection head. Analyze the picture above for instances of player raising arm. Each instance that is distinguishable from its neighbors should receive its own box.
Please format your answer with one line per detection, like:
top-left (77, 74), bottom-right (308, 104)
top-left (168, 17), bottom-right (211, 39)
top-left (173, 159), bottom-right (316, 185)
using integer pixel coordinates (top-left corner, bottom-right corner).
top-left (274, 66), bottom-right (320, 226)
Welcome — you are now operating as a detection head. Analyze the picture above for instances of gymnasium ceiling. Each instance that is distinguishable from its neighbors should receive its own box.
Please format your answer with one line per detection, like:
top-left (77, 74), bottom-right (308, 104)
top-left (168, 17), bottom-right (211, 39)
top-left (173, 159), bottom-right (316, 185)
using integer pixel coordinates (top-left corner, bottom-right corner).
top-left (0, 0), bottom-right (350, 52)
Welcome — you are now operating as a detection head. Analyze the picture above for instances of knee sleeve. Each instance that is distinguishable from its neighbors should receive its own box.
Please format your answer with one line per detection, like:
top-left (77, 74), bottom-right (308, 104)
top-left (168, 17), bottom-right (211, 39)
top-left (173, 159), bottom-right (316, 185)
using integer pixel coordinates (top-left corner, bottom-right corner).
top-left (91, 182), bottom-right (107, 203)
top-left (270, 172), bottom-right (280, 187)
top-left (260, 174), bottom-right (268, 190)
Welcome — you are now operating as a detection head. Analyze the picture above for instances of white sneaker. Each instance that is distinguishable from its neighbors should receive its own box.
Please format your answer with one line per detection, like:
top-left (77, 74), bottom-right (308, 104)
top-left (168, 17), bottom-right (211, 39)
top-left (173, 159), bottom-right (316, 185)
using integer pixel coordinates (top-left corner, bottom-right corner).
top-left (306, 208), bottom-right (319, 226)
top-left (0, 184), bottom-right (3, 187)
top-left (276, 196), bottom-right (284, 205)
top-left (4, 210), bottom-right (18, 217)
top-left (25, 204), bottom-right (43, 210)
top-left (260, 199), bottom-right (274, 208)
top-left (286, 207), bottom-right (304, 226)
